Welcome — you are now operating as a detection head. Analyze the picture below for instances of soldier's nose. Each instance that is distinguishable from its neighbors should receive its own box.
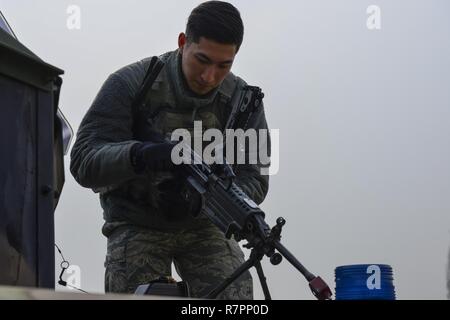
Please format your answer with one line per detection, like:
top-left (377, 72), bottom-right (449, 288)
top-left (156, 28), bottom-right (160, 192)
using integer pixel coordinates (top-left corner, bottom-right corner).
top-left (201, 67), bottom-right (215, 85)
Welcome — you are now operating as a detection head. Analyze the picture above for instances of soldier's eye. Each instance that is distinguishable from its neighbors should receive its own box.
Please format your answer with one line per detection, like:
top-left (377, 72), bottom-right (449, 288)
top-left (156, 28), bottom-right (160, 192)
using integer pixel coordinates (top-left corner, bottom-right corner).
top-left (196, 56), bottom-right (208, 64)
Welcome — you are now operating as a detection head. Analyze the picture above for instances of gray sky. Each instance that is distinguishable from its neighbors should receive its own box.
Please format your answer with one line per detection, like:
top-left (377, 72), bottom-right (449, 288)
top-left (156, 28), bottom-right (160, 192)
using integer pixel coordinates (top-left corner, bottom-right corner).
top-left (2, 0), bottom-right (450, 299)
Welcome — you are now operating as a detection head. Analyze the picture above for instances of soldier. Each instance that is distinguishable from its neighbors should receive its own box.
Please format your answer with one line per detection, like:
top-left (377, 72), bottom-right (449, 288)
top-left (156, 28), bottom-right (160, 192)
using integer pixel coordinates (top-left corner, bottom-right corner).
top-left (70, 1), bottom-right (269, 299)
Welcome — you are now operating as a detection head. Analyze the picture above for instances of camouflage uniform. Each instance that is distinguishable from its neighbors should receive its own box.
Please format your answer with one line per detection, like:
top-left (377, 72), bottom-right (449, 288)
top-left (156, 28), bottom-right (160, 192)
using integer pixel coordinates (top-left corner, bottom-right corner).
top-left (70, 50), bottom-right (269, 299)
top-left (105, 220), bottom-right (252, 299)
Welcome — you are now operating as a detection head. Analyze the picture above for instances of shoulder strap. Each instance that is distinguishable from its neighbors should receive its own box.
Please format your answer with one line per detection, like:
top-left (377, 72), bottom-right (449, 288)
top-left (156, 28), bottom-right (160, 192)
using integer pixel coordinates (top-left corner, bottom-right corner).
top-left (131, 56), bottom-right (165, 116)
top-left (131, 57), bottom-right (165, 140)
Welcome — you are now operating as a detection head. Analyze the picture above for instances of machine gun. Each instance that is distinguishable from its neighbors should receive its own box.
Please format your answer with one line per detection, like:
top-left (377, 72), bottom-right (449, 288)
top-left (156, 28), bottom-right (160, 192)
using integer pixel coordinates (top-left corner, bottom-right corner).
top-left (134, 57), bottom-right (333, 300)
top-left (177, 147), bottom-right (332, 300)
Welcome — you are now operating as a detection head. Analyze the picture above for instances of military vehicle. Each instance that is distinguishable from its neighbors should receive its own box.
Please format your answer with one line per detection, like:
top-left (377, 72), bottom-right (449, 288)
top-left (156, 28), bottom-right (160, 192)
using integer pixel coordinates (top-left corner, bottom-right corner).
top-left (0, 11), bottom-right (72, 289)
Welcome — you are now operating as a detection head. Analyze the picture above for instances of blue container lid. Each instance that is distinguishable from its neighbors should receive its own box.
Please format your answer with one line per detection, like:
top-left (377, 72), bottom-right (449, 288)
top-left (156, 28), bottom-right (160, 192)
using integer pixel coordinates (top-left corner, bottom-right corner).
top-left (335, 264), bottom-right (392, 270)
top-left (335, 264), bottom-right (396, 300)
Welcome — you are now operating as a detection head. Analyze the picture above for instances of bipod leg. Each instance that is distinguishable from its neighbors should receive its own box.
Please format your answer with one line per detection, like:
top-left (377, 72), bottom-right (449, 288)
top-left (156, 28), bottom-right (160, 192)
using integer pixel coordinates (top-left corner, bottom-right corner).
top-left (254, 261), bottom-right (271, 300)
top-left (205, 255), bottom-right (256, 299)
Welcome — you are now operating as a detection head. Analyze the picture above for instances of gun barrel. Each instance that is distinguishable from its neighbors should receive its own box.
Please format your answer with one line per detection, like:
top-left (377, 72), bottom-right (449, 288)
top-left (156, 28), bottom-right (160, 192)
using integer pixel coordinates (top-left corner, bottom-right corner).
top-left (273, 241), bottom-right (315, 281)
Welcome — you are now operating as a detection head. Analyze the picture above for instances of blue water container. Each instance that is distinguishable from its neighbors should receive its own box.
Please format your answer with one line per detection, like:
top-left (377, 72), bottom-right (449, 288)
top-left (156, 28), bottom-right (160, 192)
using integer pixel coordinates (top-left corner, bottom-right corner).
top-left (335, 264), bottom-right (396, 300)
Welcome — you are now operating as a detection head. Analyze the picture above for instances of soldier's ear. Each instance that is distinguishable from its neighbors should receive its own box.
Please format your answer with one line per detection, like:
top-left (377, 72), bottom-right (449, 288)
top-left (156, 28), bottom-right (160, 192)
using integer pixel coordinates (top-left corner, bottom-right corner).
top-left (178, 33), bottom-right (186, 53)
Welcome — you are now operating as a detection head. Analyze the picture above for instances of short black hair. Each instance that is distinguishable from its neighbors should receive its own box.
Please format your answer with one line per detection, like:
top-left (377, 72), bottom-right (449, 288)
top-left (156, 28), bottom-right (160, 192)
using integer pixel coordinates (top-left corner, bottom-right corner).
top-left (186, 1), bottom-right (244, 52)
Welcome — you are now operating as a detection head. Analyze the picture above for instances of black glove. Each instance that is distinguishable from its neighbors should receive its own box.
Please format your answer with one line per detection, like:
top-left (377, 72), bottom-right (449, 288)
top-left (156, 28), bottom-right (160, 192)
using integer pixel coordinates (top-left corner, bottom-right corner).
top-left (130, 141), bottom-right (177, 173)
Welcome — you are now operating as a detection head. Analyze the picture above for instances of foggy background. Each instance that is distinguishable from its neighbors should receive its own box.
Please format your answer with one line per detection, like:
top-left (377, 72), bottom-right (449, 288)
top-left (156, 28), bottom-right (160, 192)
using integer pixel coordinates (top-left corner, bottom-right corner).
top-left (2, 0), bottom-right (449, 299)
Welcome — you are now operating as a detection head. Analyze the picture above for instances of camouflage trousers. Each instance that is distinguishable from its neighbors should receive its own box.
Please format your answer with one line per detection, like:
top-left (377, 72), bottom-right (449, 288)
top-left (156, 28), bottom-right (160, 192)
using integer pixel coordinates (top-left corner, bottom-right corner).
top-left (104, 221), bottom-right (253, 299)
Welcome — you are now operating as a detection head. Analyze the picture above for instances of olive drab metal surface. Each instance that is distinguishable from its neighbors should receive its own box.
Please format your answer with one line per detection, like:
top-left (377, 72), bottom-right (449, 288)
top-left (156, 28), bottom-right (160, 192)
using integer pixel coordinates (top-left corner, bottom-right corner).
top-left (0, 14), bottom-right (67, 288)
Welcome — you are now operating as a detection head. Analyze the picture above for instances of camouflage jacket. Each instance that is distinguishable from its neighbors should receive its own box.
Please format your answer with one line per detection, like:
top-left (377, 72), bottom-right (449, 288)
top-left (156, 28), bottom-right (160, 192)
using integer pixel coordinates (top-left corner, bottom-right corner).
top-left (70, 50), bottom-right (270, 236)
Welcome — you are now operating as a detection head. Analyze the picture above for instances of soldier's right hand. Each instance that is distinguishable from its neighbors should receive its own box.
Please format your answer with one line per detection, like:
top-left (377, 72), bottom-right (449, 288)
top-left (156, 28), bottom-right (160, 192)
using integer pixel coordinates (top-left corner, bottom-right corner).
top-left (130, 141), bottom-right (177, 173)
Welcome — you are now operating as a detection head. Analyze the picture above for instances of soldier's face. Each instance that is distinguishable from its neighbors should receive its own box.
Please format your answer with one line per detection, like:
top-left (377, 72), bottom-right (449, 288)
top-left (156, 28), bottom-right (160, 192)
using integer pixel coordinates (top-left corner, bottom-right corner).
top-left (178, 33), bottom-right (236, 95)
